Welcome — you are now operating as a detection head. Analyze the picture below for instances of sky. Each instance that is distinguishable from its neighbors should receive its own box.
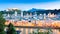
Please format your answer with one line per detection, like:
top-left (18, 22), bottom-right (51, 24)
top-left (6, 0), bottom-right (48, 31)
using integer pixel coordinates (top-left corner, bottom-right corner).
top-left (0, 0), bottom-right (60, 10)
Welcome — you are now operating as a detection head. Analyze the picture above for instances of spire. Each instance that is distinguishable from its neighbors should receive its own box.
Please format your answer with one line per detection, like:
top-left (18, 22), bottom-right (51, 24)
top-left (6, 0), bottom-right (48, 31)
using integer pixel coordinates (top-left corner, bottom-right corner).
top-left (26, 13), bottom-right (29, 18)
top-left (21, 11), bottom-right (23, 17)
top-left (44, 13), bottom-right (46, 20)
top-left (15, 11), bottom-right (17, 16)
top-left (30, 13), bottom-right (32, 17)
top-left (7, 13), bottom-right (10, 17)
top-left (48, 12), bottom-right (51, 17)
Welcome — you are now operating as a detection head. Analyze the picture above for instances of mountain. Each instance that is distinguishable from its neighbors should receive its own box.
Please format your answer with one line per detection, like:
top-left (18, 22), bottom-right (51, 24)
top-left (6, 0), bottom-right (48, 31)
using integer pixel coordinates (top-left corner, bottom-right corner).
top-left (28, 8), bottom-right (45, 12)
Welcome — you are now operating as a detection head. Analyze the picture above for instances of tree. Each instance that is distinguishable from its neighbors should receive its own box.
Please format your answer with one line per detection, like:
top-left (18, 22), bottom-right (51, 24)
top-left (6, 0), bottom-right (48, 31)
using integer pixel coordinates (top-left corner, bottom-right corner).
top-left (30, 28), bottom-right (52, 34)
top-left (7, 23), bottom-right (17, 34)
top-left (47, 28), bottom-right (52, 34)
top-left (0, 12), bottom-right (6, 34)
top-left (0, 13), bottom-right (6, 24)
top-left (30, 28), bottom-right (40, 34)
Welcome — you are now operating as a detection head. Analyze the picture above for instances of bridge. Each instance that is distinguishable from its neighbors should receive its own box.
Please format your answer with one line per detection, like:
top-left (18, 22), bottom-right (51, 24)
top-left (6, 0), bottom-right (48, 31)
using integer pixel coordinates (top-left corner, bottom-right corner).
top-left (15, 26), bottom-right (60, 29)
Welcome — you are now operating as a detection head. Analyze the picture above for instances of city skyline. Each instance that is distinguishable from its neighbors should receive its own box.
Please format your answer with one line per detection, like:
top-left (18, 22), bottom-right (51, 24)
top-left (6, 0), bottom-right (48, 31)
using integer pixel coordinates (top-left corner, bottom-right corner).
top-left (0, 0), bottom-right (60, 10)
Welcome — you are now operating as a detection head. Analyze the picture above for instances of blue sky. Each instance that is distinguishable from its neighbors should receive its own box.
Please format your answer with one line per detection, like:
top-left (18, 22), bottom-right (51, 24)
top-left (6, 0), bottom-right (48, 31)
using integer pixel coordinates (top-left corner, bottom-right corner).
top-left (0, 0), bottom-right (60, 10)
top-left (0, 0), bottom-right (58, 4)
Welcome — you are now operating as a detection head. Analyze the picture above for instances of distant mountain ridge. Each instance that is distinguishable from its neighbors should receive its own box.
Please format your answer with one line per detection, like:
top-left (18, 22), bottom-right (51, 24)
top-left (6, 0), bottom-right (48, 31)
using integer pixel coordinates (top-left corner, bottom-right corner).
top-left (0, 8), bottom-right (60, 15)
top-left (28, 8), bottom-right (45, 12)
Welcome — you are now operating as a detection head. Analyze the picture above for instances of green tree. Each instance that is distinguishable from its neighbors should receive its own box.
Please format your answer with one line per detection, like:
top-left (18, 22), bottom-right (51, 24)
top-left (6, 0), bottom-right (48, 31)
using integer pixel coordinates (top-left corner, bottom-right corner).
top-left (47, 28), bottom-right (52, 34)
top-left (0, 13), bottom-right (6, 34)
top-left (7, 23), bottom-right (17, 34)
top-left (0, 13), bottom-right (6, 24)
top-left (30, 28), bottom-right (52, 34)
top-left (30, 28), bottom-right (40, 34)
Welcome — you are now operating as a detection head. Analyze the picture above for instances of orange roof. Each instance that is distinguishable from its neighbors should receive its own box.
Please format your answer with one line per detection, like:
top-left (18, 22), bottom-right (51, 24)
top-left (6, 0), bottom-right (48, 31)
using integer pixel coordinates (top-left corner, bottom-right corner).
top-left (5, 20), bottom-right (60, 28)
